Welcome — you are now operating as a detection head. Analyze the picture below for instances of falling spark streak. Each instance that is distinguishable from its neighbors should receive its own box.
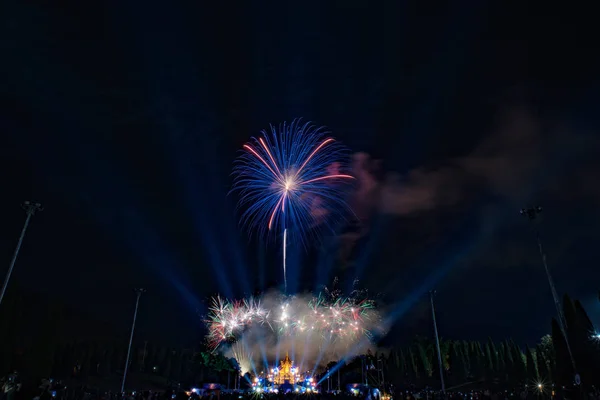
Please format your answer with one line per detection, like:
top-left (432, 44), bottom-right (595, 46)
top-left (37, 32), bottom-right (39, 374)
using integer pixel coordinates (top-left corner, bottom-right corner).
top-left (268, 196), bottom-right (284, 230)
top-left (300, 174), bottom-right (355, 185)
top-left (242, 144), bottom-right (279, 178)
top-left (283, 228), bottom-right (288, 293)
top-left (294, 138), bottom-right (335, 179)
top-left (259, 138), bottom-right (282, 176)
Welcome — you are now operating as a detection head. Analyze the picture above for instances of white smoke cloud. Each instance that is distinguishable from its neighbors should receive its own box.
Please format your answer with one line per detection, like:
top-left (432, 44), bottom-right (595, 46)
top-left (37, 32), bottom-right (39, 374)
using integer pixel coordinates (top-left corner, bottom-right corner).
top-left (212, 289), bottom-right (387, 375)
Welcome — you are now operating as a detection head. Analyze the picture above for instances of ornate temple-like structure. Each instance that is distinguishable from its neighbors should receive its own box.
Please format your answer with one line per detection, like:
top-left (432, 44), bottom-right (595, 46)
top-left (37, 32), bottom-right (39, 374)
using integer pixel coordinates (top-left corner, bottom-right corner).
top-left (269, 354), bottom-right (299, 385)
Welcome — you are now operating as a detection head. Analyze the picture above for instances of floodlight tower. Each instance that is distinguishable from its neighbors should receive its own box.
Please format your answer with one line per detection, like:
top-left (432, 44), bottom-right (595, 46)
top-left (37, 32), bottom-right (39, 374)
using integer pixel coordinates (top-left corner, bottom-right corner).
top-left (0, 201), bottom-right (43, 307)
top-left (520, 206), bottom-right (579, 383)
top-left (121, 288), bottom-right (146, 394)
top-left (430, 290), bottom-right (446, 396)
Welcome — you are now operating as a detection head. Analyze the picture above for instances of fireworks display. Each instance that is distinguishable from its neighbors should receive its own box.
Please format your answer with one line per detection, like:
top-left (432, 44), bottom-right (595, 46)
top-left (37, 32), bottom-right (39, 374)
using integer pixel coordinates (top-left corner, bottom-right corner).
top-left (232, 119), bottom-right (354, 241)
top-left (219, 120), bottom-right (380, 371)
top-left (205, 285), bottom-right (382, 352)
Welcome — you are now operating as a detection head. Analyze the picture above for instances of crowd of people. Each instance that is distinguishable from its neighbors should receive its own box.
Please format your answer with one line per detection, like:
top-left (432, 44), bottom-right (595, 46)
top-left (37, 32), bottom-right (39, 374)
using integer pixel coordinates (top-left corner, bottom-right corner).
top-left (3, 370), bottom-right (598, 400)
top-left (1, 372), bottom-right (22, 400)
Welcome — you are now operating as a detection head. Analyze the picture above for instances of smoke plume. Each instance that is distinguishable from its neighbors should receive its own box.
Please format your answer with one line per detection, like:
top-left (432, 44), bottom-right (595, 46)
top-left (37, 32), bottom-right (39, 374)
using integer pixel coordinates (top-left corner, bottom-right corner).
top-left (351, 106), bottom-right (600, 222)
top-left (215, 289), bottom-right (388, 375)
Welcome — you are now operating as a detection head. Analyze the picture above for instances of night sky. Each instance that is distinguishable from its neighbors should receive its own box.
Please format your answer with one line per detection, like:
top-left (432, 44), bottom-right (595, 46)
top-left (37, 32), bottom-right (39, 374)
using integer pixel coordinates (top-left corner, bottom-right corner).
top-left (1, 1), bottom-right (599, 349)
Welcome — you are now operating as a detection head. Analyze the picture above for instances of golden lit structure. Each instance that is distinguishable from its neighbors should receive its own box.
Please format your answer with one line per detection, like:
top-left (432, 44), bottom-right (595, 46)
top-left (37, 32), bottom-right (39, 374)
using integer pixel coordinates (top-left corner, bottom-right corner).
top-left (268, 354), bottom-right (301, 385)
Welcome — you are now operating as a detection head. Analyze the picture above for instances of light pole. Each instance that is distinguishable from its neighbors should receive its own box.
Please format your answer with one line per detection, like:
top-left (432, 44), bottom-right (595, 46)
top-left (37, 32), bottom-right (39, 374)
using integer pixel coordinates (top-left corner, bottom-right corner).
top-left (361, 356), bottom-right (365, 385)
top-left (378, 358), bottom-right (385, 391)
top-left (121, 288), bottom-right (145, 394)
top-left (520, 206), bottom-right (579, 383)
top-left (0, 201), bottom-right (43, 308)
top-left (430, 290), bottom-right (446, 396)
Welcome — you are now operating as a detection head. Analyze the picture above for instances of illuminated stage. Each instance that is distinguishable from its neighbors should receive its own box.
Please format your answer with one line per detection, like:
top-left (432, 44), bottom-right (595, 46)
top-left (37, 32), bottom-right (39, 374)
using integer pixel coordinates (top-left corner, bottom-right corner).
top-left (252, 354), bottom-right (318, 393)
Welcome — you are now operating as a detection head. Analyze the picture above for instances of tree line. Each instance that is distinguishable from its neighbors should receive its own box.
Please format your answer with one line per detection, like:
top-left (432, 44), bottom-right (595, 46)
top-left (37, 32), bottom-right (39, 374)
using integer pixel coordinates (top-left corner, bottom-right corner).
top-left (2, 290), bottom-right (599, 391)
top-left (366, 294), bottom-right (599, 390)
top-left (48, 342), bottom-right (238, 387)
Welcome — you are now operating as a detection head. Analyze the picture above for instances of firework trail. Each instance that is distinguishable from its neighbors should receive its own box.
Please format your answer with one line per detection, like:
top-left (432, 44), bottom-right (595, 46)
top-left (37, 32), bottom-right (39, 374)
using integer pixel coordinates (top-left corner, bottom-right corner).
top-left (283, 228), bottom-right (287, 293)
top-left (232, 120), bottom-right (354, 292)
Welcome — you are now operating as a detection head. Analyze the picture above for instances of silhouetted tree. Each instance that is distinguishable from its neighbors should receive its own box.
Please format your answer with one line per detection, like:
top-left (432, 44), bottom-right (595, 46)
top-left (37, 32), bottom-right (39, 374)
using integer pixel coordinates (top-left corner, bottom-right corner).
top-left (164, 349), bottom-right (173, 379)
top-left (408, 347), bottom-right (419, 380)
top-left (484, 342), bottom-right (494, 380)
top-left (172, 350), bottom-right (184, 381)
top-left (537, 335), bottom-right (555, 367)
top-left (525, 346), bottom-right (538, 382)
top-left (450, 341), bottom-right (468, 384)
top-left (551, 317), bottom-right (572, 386)
top-left (497, 342), bottom-right (507, 382)
top-left (536, 348), bottom-right (552, 382)
top-left (417, 343), bottom-right (433, 379)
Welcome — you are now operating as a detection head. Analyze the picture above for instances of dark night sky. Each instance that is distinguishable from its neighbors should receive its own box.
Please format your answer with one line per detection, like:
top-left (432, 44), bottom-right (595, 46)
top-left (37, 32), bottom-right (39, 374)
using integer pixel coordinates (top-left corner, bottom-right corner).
top-left (1, 0), bottom-right (599, 349)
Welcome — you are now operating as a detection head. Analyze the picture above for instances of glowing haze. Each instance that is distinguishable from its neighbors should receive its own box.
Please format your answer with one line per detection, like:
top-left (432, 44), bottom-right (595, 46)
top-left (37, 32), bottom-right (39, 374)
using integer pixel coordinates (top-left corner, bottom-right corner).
top-left (205, 287), bottom-right (387, 375)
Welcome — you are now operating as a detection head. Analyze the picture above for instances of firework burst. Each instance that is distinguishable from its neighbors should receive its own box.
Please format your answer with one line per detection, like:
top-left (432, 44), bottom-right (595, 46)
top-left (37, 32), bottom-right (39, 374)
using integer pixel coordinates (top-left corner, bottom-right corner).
top-left (232, 119), bottom-right (354, 242)
top-left (205, 287), bottom-right (382, 351)
top-left (205, 296), bottom-right (271, 349)
top-left (232, 120), bottom-right (354, 293)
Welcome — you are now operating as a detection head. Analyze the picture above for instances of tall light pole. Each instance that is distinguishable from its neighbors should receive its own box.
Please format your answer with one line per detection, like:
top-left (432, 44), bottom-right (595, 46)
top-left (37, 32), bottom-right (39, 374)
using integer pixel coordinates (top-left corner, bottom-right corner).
top-left (520, 206), bottom-right (579, 383)
top-left (361, 356), bottom-right (365, 385)
top-left (121, 288), bottom-right (145, 394)
top-left (0, 201), bottom-right (43, 308)
top-left (430, 290), bottom-right (446, 396)
top-left (378, 358), bottom-right (385, 391)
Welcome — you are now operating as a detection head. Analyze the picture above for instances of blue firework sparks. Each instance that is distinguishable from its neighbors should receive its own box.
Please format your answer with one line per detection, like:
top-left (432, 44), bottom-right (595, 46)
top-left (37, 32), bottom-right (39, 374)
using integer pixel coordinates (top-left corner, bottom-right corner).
top-left (232, 119), bottom-right (354, 242)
